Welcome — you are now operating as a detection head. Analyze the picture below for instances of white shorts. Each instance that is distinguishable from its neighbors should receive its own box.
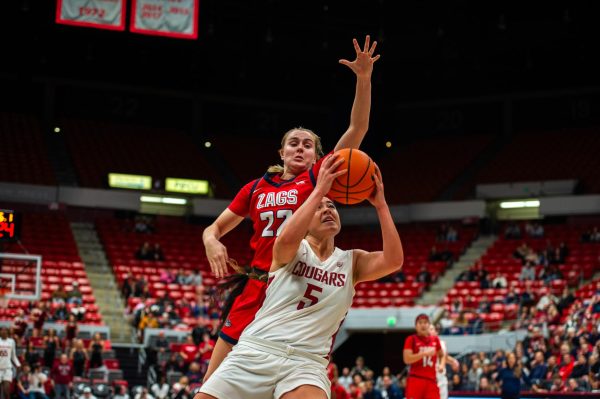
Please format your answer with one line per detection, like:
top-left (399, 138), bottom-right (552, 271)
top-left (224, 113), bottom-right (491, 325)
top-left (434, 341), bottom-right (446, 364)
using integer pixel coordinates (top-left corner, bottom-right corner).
top-left (0, 368), bottom-right (13, 382)
top-left (437, 374), bottom-right (448, 399)
top-left (200, 337), bottom-right (331, 399)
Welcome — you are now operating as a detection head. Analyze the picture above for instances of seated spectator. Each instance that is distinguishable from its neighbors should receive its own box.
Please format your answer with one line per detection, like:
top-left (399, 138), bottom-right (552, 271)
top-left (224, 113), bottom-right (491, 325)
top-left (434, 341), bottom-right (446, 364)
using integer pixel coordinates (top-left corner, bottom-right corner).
top-left (505, 223), bottom-right (522, 239)
top-left (159, 270), bottom-right (175, 284)
top-left (198, 332), bottom-right (215, 373)
top-left (416, 265), bottom-right (432, 284)
top-left (391, 270), bottom-right (406, 283)
top-left (513, 243), bottom-right (529, 262)
top-left (519, 262), bottom-right (537, 281)
top-left (478, 376), bottom-right (495, 392)
top-left (134, 216), bottom-right (154, 234)
top-left (529, 223), bottom-right (544, 238)
top-left (186, 361), bottom-right (203, 384)
top-left (134, 277), bottom-right (148, 297)
top-left (540, 264), bottom-right (563, 284)
top-left (51, 284), bottom-right (68, 304)
top-left (492, 274), bottom-right (508, 288)
top-left (536, 291), bottom-right (557, 311)
top-left (570, 353), bottom-right (589, 379)
top-left (52, 302), bottom-right (69, 322)
top-left (171, 377), bottom-right (191, 399)
top-left (429, 246), bottom-right (452, 262)
top-left (350, 356), bottom-right (371, 379)
top-left (179, 335), bottom-right (199, 364)
top-left (133, 387), bottom-right (154, 399)
top-left (528, 350), bottom-right (548, 385)
top-left (151, 375), bottom-right (170, 399)
top-left (359, 380), bottom-right (382, 399)
top-left (28, 364), bottom-right (48, 399)
top-left (67, 282), bottom-right (83, 305)
top-left (558, 353), bottom-right (575, 380)
top-left (114, 385), bottom-right (130, 399)
top-left (446, 226), bottom-right (458, 242)
top-left (16, 364), bottom-right (32, 399)
top-left (188, 270), bottom-right (203, 286)
top-left (153, 243), bottom-right (165, 261)
top-left (136, 242), bottom-right (154, 260)
top-left (549, 247), bottom-right (565, 265)
top-left (558, 241), bottom-right (569, 259)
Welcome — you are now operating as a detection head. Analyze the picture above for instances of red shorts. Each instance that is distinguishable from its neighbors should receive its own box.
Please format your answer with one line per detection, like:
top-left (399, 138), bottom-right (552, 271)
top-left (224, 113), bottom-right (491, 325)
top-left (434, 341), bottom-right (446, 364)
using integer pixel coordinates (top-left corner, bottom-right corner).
top-left (405, 376), bottom-right (440, 399)
top-left (219, 278), bottom-right (267, 344)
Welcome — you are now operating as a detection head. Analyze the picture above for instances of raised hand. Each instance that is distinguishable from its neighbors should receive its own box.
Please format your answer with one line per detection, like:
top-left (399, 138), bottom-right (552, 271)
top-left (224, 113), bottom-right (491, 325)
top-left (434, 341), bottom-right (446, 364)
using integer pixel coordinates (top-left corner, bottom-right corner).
top-left (339, 35), bottom-right (381, 80)
top-left (315, 154), bottom-right (347, 197)
top-left (367, 165), bottom-right (385, 208)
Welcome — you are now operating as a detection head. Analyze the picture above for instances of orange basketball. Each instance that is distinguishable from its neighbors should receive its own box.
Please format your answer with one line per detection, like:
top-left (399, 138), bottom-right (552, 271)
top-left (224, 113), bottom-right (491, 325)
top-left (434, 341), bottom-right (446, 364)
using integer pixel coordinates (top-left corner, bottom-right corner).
top-left (327, 148), bottom-right (376, 205)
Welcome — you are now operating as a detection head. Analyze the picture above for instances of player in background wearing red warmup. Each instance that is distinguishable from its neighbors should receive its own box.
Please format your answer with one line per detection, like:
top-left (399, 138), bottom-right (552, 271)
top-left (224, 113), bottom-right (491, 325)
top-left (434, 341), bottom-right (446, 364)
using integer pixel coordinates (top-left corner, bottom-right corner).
top-left (403, 314), bottom-right (445, 399)
top-left (201, 35), bottom-right (380, 382)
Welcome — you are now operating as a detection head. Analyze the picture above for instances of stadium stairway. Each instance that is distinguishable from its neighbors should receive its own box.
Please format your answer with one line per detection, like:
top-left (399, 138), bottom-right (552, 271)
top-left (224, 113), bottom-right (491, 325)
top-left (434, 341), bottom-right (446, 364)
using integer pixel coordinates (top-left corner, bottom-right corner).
top-left (416, 235), bottom-right (497, 305)
top-left (71, 222), bottom-right (136, 342)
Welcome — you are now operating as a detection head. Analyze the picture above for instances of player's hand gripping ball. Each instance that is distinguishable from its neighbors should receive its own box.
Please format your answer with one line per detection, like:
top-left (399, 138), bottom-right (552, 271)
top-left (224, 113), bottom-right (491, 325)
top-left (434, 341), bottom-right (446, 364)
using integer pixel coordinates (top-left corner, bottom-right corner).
top-left (326, 148), bottom-right (376, 205)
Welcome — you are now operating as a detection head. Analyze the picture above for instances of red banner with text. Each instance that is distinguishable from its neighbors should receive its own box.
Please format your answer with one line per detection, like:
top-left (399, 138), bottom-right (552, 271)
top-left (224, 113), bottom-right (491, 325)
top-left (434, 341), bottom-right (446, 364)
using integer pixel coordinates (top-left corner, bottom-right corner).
top-left (130, 0), bottom-right (199, 39)
top-left (56, 0), bottom-right (126, 31)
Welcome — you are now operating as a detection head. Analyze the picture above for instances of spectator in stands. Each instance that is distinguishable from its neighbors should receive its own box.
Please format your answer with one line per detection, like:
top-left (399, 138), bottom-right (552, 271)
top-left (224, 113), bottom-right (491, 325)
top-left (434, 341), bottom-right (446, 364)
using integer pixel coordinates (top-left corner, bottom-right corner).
top-left (478, 376), bottom-right (495, 393)
top-left (134, 277), bottom-right (148, 298)
top-left (114, 385), bottom-right (130, 399)
top-left (70, 303), bottom-right (86, 322)
top-left (528, 350), bottom-right (548, 385)
top-left (136, 242), bottom-right (154, 261)
top-left (12, 309), bottom-right (28, 344)
top-left (536, 291), bottom-right (557, 311)
top-left (69, 339), bottom-right (88, 377)
top-left (513, 243), bottom-right (529, 263)
top-left (393, 270), bottom-right (406, 283)
top-left (450, 373), bottom-right (464, 391)
top-left (198, 332), bottom-right (215, 374)
top-left (467, 359), bottom-right (483, 390)
top-left (446, 226), bottom-right (458, 242)
top-left (65, 315), bottom-right (78, 349)
top-left (53, 302), bottom-right (69, 322)
top-left (67, 282), bottom-right (83, 305)
top-left (16, 364), bottom-right (32, 399)
top-left (179, 335), bottom-right (199, 365)
top-left (558, 241), bottom-right (569, 259)
top-left (338, 367), bottom-right (353, 392)
top-left (429, 246), bottom-right (452, 262)
top-left (186, 362), bottom-right (203, 384)
top-left (496, 352), bottom-right (527, 399)
top-left (134, 216), bottom-right (154, 234)
top-left (360, 379), bottom-right (382, 399)
top-left (151, 375), bottom-right (170, 399)
top-left (133, 387), bottom-right (153, 399)
top-left (88, 333), bottom-right (105, 369)
top-left (492, 274), bottom-right (508, 288)
top-left (374, 366), bottom-right (397, 391)
top-left (159, 269), bottom-right (175, 284)
top-left (184, 270), bottom-right (202, 286)
top-left (351, 356), bottom-right (371, 379)
top-left (505, 223), bottom-right (521, 239)
top-left (122, 273), bottom-right (136, 299)
top-left (24, 340), bottom-right (41, 368)
top-left (530, 223), bottom-right (544, 238)
top-left (416, 265), bottom-right (432, 284)
top-left (570, 353), bottom-right (589, 379)
top-left (153, 243), bottom-right (165, 261)
top-left (540, 264), bottom-right (563, 284)
top-left (28, 364), bottom-right (49, 399)
top-left (138, 308), bottom-right (159, 341)
top-left (558, 353), bottom-right (575, 381)
top-left (51, 354), bottom-right (73, 399)
top-left (43, 328), bottom-right (60, 368)
top-left (331, 374), bottom-right (350, 399)
top-left (52, 284), bottom-right (68, 304)
top-left (519, 262), bottom-right (536, 281)
top-left (154, 331), bottom-right (169, 353)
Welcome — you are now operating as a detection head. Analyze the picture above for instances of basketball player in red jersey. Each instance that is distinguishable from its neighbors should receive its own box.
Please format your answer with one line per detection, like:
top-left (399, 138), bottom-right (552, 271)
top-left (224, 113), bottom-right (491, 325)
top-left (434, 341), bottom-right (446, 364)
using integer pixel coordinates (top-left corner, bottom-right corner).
top-left (202, 35), bottom-right (380, 382)
top-left (403, 314), bottom-right (445, 399)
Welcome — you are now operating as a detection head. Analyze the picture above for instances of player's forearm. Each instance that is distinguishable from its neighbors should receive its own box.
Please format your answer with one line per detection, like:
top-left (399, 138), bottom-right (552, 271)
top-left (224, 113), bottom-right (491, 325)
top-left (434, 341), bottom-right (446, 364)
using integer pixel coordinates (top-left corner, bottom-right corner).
top-left (334, 78), bottom-right (371, 151)
top-left (403, 351), bottom-right (425, 364)
top-left (202, 223), bottom-right (222, 244)
top-left (275, 189), bottom-right (324, 251)
top-left (376, 203), bottom-right (404, 271)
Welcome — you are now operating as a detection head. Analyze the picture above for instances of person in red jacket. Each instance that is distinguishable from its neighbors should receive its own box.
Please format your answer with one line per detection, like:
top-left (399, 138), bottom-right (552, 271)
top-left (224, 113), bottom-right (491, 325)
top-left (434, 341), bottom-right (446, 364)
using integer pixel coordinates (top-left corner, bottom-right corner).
top-left (403, 314), bottom-right (445, 399)
top-left (51, 354), bottom-right (73, 399)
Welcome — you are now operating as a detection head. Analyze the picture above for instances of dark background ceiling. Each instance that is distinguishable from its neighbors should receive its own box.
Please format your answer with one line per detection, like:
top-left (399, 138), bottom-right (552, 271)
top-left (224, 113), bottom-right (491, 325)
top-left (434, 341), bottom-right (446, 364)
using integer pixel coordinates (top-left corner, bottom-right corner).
top-left (3, 1), bottom-right (600, 144)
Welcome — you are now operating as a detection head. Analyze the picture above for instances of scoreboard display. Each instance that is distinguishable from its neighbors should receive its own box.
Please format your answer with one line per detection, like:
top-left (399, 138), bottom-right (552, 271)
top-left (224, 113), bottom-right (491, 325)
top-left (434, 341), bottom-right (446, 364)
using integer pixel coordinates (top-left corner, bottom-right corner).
top-left (0, 209), bottom-right (21, 242)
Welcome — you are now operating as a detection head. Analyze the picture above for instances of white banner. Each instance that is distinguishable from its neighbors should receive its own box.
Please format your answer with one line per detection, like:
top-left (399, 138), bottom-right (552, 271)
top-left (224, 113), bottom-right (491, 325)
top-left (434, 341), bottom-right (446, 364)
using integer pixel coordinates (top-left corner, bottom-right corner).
top-left (131, 0), bottom-right (198, 39)
top-left (56, 0), bottom-right (125, 30)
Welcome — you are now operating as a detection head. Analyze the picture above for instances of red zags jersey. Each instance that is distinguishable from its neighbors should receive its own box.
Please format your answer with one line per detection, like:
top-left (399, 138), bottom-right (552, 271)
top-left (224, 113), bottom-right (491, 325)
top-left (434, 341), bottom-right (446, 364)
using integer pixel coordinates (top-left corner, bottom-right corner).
top-left (228, 157), bottom-right (326, 271)
top-left (404, 334), bottom-right (442, 381)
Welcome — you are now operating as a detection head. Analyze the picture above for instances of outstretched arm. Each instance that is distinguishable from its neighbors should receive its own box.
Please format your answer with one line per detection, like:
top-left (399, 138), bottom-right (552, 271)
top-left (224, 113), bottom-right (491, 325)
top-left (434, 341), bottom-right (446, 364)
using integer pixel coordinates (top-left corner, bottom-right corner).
top-left (334, 35), bottom-right (380, 151)
top-left (272, 155), bottom-right (346, 269)
top-left (353, 169), bottom-right (404, 284)
top-left (202, 209), bottom-right (245, 278)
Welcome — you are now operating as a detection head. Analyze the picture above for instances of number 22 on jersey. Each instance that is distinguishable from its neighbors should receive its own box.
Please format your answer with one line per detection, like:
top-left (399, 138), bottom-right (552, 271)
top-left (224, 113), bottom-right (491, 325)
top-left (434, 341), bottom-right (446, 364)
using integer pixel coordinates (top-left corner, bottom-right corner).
top-left (260, 209), bottom-right (293, 237)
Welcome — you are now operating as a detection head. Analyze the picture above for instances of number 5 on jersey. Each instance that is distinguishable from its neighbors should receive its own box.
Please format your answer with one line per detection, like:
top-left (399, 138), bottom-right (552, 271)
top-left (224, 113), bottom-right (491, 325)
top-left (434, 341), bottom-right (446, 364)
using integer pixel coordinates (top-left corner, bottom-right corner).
top-left (297, 283), bottom-right (323, 310)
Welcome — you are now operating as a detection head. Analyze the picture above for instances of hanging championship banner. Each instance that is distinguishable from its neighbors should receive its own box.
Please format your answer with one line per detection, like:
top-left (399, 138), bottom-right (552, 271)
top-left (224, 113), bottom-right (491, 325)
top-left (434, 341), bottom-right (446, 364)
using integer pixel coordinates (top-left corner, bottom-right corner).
top-left (56, 0), bottom-right (126, 31)
top-left (130, 0), bottom-right (199, 39)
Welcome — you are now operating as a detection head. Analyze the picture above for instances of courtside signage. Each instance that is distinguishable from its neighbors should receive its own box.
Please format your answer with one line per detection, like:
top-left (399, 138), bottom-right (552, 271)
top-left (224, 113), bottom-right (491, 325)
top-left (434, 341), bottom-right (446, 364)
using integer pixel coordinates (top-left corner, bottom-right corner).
top-left (108, 173), bottom-right (152, 190)
top-left (165, 178), bottom-right (208, 194)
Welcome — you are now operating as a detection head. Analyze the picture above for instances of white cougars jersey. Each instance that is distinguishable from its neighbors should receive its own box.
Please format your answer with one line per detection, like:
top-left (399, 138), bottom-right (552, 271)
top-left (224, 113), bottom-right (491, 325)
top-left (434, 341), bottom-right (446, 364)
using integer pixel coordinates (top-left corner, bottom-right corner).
top-left (241, 239), bottom-right (354, 358)
top-left (0, 337), bottom-right (21, 369)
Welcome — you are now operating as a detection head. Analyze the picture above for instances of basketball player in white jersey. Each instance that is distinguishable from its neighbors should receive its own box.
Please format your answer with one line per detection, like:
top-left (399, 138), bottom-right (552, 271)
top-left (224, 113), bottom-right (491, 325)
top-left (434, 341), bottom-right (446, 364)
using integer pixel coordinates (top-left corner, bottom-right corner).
top-left (428, 325), bottom-right (458, 399)
top-left (0, 327), bottom-right (21, 399)
top-left (196, 154), bottom-right (404, 399)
